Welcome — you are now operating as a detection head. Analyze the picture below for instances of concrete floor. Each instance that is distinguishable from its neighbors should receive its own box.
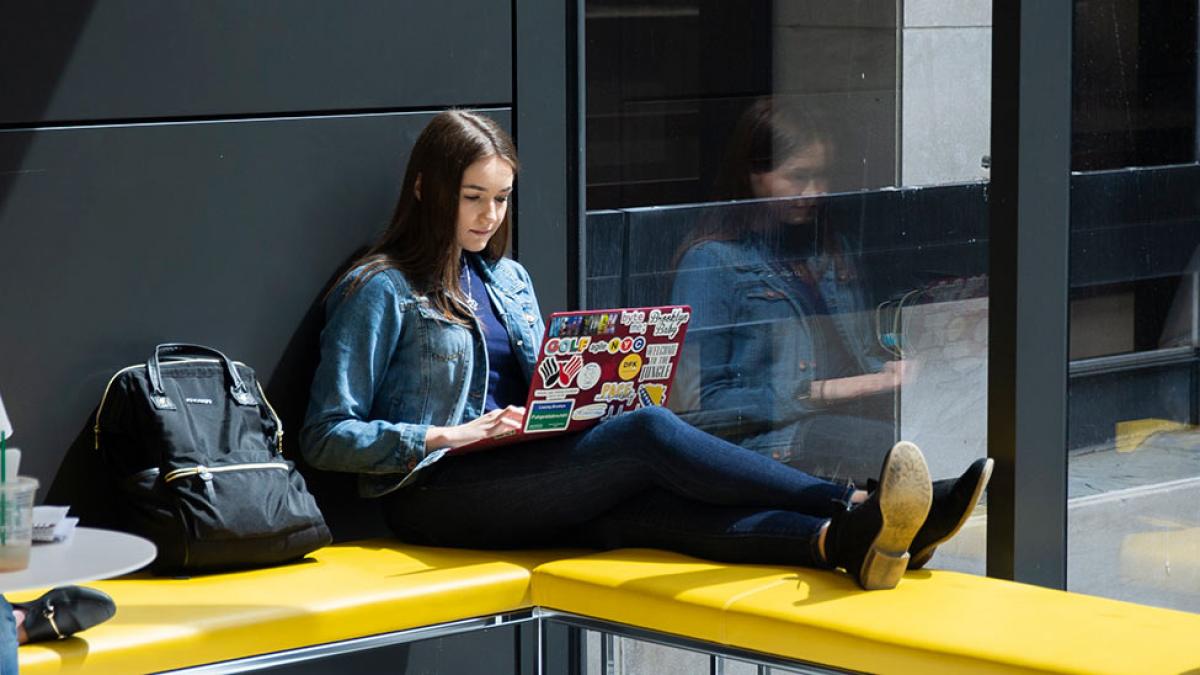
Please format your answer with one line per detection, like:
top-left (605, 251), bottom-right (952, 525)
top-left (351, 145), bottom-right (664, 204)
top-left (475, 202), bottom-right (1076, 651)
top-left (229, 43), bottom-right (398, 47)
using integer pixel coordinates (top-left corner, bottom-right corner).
top-left (1070, 427), bottom-right (1200, 497)
top-left (933, 427), bottom-right (1200, 613)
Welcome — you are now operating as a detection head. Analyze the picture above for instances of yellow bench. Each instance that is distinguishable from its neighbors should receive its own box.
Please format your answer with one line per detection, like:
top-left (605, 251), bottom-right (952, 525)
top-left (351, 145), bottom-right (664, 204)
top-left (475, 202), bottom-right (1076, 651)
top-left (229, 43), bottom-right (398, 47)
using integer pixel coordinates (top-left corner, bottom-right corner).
top-left (15, 542), bottom-right (572, 675)
top-left (16, 543), bottom-right (1200, 674)
top-left (533, 549), bottom-right (1200, 674)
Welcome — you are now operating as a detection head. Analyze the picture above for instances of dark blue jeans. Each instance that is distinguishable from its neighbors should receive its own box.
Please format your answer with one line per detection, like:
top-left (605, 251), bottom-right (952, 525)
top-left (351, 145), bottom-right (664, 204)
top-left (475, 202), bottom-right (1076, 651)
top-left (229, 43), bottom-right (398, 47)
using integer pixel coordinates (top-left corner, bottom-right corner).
top-left (384, 407), bottom-right (854, 568)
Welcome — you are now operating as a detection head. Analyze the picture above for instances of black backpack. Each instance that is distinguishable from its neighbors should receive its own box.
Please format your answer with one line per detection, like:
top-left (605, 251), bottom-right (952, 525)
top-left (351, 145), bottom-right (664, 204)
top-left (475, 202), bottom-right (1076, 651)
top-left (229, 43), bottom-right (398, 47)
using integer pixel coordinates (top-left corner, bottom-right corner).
top-left (94, 343), bottom-right (331, 573)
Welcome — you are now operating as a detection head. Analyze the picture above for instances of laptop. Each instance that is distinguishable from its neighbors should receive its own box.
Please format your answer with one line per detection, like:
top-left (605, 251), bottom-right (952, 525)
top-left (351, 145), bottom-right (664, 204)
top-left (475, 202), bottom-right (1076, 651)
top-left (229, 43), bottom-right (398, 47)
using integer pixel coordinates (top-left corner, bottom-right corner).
top-left (450, 305), bottom-right (692, 453)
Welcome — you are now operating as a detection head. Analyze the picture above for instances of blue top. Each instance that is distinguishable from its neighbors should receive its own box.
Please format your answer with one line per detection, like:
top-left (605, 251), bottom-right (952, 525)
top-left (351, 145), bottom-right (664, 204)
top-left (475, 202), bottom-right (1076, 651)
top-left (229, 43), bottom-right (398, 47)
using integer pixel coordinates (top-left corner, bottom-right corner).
top-left (670, 237), bottom-right (886, 446)
top-left (464, 260), bottom-right (528, 411)
top-left (300, 255), bottom-right (545, 498)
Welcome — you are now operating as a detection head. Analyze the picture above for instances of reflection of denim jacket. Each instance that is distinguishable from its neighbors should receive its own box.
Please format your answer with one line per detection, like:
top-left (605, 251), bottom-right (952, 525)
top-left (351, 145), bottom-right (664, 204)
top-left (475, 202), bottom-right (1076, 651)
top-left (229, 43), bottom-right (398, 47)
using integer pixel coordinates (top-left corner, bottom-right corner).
top-left (671, 239), bottom-right (884, 447)
top-left (300, 255), bottom-right (544, 498)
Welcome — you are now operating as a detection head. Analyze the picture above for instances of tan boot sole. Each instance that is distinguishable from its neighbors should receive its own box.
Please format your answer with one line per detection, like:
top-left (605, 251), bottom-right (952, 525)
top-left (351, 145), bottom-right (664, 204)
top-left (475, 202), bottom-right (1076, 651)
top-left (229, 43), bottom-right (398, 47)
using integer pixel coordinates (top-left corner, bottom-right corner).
top-left (859, 441), bottom-right (932, 590)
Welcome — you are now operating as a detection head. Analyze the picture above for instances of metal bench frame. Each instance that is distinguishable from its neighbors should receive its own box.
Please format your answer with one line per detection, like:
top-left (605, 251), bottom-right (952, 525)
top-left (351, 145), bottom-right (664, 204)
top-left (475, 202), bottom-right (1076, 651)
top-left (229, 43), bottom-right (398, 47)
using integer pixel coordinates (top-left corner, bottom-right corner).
top-left (166, 607), bottom-right (848, 675)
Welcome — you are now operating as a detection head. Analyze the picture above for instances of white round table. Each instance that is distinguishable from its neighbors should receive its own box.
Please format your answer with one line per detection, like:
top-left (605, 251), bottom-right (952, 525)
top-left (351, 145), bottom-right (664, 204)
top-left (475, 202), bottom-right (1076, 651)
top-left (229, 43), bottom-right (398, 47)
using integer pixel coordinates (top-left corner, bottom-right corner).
top-left (0, 527), bottom-right (156, 593)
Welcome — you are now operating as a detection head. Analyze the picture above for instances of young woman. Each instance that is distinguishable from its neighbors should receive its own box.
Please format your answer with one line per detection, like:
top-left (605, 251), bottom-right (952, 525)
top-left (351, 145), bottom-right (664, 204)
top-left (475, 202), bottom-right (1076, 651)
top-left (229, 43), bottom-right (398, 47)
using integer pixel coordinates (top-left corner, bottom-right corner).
top-left (300, 109), bottom-right (990, 591)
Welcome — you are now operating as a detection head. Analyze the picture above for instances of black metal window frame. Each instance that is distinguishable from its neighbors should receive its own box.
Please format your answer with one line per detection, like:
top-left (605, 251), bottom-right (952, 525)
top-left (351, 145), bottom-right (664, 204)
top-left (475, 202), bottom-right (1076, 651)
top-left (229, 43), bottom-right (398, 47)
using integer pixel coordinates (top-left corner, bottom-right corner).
top-left (987, 1), bottom-right (1071, 588)
top-left (512, 0), bottom-right (585, 316)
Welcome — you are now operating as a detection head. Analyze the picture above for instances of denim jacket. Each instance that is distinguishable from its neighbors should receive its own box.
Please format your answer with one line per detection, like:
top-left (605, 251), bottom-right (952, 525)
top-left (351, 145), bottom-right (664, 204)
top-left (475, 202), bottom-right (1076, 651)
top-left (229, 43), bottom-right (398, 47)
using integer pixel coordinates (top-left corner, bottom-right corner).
top-left (300, 255), bottom-right (544, 497)
top-left (670, 238), bottom-right (885, 450)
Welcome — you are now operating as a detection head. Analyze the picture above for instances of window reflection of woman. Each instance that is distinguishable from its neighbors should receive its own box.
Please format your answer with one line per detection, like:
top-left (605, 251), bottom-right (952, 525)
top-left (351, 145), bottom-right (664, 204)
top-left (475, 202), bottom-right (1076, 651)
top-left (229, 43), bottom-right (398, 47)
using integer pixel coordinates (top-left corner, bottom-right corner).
top-left (672, 98), bottom-right (903, 484)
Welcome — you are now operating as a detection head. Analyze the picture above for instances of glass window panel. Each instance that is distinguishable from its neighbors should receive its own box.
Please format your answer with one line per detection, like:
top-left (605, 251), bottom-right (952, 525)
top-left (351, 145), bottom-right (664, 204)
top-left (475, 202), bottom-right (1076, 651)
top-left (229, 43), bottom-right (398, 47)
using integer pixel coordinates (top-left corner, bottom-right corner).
top-left (720, 658), bottom-right (761, 675)
top-left (584, 0), bottom-right (991, 590)
top-left (586, 629), bottom-right (604, 674)
top-left (1067, 3), bottom-right (1200, 611)
top-left (613, 636), bottom-right (710, 674)
top-left (1072, 2), bottom-right (1196, 171)
top-left (586, 0), bottom-right (900, 211)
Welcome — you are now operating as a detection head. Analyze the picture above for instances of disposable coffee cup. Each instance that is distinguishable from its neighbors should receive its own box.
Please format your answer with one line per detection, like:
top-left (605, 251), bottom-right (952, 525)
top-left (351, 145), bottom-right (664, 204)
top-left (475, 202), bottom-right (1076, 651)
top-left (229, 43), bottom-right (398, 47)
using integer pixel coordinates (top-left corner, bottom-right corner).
top-left (0, 476), bottom-right (39, 572)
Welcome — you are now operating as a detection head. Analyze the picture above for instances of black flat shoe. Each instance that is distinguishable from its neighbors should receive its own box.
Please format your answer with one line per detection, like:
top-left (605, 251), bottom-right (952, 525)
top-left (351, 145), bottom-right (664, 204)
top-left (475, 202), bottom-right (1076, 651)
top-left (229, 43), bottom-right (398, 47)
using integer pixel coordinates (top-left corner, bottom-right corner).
top-left (825, 441), bottom-right (932, 590)
top-left (15, 586), bottom-right (116, 642)
top-left (908, 457), bottom-right (994, 570)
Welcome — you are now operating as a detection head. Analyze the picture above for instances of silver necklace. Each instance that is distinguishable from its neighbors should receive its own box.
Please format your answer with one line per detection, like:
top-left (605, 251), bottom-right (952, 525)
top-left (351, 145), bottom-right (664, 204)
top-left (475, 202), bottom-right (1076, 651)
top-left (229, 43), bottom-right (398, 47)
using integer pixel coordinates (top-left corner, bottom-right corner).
top-left (461, 259), bottom-right (479, 312)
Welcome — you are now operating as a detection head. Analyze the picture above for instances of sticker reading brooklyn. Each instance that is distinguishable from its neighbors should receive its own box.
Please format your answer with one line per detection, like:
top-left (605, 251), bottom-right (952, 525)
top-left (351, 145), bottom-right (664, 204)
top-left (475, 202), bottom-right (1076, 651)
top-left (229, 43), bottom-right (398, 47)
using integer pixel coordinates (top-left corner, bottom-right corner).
top-left (648, 308), bottom-right (690, 339)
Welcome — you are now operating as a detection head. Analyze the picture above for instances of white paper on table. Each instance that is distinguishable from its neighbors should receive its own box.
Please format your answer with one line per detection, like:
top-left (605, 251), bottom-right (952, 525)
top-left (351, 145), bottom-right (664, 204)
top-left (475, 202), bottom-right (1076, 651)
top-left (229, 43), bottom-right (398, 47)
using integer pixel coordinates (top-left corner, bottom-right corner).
top-left (32, 506), bottom-right (76, 543)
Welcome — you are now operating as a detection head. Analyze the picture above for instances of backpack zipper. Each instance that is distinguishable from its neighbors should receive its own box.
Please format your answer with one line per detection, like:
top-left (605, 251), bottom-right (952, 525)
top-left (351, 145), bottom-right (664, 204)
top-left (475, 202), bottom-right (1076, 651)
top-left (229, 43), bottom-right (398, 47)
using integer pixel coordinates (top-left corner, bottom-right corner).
top-left (256, 382), bottom-right (285, 455)
top-left (94, 358), bottom-right (254, 450)
top-left (163, 462), bottom-right (289, 483)
top-left (163, 462), bottom-right (291, 539)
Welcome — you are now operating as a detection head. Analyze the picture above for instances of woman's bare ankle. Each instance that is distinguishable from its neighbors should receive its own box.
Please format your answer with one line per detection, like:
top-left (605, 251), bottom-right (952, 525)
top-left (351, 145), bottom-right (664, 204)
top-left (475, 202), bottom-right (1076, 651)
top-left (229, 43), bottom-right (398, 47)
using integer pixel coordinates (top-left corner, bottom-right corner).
top-left (14, 608), bottom-right (26, 644)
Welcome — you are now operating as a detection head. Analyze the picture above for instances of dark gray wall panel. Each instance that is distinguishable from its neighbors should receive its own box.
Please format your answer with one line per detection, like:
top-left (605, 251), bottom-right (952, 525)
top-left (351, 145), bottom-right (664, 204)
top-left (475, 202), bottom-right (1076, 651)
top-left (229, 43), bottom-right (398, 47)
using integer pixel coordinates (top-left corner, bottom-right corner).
top-left (0, 109), bottom-right (510, 513)
top-left (0, 2), bottom-right (511, 125)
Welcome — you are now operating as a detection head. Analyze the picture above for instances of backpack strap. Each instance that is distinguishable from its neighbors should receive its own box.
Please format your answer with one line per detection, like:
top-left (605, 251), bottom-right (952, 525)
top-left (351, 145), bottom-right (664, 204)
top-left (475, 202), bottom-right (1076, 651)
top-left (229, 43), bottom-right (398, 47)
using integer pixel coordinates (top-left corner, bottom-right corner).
top-left (147, 344), bottom-right (257, 408)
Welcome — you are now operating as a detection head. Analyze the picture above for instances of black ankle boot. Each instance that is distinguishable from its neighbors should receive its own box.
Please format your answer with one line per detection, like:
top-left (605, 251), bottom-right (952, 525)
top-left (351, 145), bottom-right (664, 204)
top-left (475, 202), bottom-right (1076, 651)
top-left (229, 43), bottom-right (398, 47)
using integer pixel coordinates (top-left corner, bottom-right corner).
top-left (824, 441), bottom-right (932, 590)
top-left (15, 586), bottom-right (116, 642)
top-left (908, 457), bottom-right (994, 570)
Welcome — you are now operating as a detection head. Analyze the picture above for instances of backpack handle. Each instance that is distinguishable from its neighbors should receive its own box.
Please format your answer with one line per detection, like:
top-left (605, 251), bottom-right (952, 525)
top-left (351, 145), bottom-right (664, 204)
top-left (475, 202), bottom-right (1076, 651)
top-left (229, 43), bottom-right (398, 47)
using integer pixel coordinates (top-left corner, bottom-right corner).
top-left (147, 343), bottom-right (257, 407)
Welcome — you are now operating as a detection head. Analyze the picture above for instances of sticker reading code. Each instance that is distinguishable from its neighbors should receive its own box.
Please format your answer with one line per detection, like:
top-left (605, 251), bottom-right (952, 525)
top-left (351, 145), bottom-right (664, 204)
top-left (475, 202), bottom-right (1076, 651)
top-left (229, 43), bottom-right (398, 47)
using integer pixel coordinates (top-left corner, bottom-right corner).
top-left (524, 400), bottom-right (575, 432)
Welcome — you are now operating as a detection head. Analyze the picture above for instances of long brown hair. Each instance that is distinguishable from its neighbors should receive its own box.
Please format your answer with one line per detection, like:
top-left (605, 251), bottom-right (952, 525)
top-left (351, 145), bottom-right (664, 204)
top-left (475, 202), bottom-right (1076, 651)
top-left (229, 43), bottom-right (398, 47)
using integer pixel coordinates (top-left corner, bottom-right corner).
top-left (339, 109), bottom-right (518, 323)
top-left (673, 97), bottom-right (835, 268)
